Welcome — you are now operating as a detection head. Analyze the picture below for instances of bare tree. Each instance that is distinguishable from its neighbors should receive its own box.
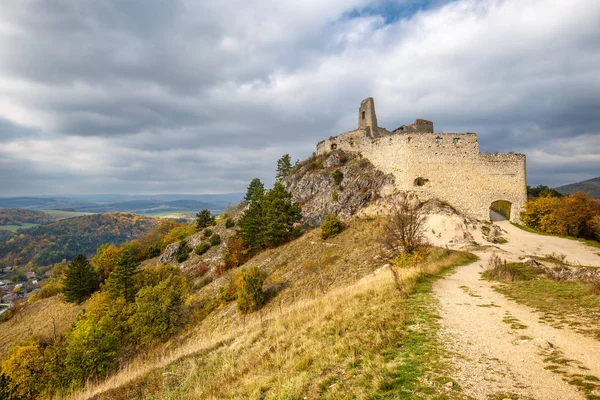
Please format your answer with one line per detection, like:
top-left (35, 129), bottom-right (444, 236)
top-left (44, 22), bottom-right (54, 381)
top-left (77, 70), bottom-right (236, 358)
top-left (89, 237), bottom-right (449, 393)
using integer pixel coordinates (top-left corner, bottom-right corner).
top-left (382, 198), bottom-right (427, 258)
top-left (381, 198), bottom-right (428, 297)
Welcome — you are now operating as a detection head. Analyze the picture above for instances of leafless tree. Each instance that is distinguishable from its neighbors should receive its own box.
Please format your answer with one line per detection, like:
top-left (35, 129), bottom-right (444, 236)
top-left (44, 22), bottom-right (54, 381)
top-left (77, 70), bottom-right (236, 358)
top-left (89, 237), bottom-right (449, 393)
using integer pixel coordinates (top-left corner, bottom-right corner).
top-left (382, 198), bottom-right (427, 258)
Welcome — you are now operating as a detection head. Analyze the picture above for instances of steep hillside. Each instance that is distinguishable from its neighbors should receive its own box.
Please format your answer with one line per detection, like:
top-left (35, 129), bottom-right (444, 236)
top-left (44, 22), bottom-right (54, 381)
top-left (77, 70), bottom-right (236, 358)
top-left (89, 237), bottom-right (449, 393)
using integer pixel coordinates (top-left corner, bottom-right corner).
top-left (555, 176), bottom-right (600, 198)
top-left (69, 217), bottom-right (476, 400)
top-left (283, 150), bottom-right (394, 226)
top-left (0, 213), bottom-right (158, 266)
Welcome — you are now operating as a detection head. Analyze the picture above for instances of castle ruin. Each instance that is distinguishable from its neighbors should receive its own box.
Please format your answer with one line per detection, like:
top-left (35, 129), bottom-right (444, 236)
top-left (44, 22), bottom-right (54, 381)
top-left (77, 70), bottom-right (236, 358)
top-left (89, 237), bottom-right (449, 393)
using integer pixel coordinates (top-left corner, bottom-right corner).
top-left (316, 98), bottom-right (527, 222)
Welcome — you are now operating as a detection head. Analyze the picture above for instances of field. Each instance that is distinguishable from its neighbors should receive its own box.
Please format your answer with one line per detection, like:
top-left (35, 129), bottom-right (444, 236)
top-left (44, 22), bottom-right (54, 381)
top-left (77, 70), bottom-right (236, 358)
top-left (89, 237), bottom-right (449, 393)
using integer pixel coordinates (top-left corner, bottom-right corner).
top-left (42, 210), bottom-right (93, 219)
top-left (0, 223), bottom-right (40, 231)
top-left (137, 210), bottom-right (196, 219)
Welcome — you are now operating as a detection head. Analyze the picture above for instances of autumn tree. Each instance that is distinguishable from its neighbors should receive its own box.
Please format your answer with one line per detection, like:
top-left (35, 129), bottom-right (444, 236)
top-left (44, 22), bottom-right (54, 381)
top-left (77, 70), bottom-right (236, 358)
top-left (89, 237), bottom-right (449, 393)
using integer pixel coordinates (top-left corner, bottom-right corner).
top-left (91, 244), bottom-right (122, 283)
top-left (63, 254), bottom-right (98, 303)
top-left (236, 265), bottom-right (266, 314)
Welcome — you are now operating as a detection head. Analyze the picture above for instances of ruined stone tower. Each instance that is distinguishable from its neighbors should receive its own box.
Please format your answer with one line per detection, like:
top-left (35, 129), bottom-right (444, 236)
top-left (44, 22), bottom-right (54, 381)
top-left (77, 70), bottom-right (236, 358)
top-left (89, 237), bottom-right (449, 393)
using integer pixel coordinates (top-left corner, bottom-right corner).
top-left (358, 97), bottom-right (378, 137)
top-left (317, 98), bottom-right (527, 222)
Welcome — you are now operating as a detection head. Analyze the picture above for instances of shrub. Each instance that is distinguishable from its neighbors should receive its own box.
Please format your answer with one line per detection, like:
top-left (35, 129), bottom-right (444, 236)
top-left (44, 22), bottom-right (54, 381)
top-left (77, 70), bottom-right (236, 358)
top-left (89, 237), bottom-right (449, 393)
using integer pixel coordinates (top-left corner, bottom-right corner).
top-left (202, 229), bottom-right (213, 238)
top-left (382, 198), bottom-right (427, 256)
top-left (195, 242), bottom-right (211, 256)
top-left (217, 275), bottom-right (239, 304)
top-left (174, 240), bottom-right (192, 263)
top-left (236, 265), bottom-right (266, 314)
top-left (320, 215), bottom-right (343, 239)
top-left (332, 191), bottom-right (339, 202)
top-left (332, 170), bottom-right (344, 186)
top-left (225, 218), bottom-right (235, 229)
top-left (197, 263), bottom-right (209, 277)
top-left (221, 236), bottom-right (250, 273)
top-left (162, 225), bottom-right (196, 249)
top-left (144, 244), bottom-right (161, 259)
top-left (210, 234), bottom-right (222, 246)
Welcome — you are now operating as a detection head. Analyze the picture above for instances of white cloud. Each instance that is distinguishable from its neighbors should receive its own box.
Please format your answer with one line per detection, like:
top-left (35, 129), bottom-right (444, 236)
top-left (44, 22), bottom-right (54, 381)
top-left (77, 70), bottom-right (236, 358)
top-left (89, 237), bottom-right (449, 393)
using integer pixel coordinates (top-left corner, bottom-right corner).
top-left (0, 0), bottom-right (599, 195)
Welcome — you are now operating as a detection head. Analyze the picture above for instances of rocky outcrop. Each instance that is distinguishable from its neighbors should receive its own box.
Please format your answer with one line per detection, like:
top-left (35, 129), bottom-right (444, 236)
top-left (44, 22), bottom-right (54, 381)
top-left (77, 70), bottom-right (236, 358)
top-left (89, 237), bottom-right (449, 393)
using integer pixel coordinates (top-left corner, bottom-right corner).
top-left (282, 150), bottom-right (394, 226)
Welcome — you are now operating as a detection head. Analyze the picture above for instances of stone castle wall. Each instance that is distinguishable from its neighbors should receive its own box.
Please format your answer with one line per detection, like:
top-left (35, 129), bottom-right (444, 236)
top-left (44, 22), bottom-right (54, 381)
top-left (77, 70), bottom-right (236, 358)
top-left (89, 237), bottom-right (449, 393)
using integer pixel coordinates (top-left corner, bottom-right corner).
top-left (316, 99), bottom-right (527, 222)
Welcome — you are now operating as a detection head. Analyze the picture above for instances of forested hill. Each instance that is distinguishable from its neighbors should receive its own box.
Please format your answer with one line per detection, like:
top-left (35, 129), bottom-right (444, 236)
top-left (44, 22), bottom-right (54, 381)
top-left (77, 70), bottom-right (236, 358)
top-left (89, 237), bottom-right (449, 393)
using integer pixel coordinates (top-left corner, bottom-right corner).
top-left (555, 176), bottom-right (600, 198)
top-left (0, 209), bottom-right (53, 226)
top-left (0, 213), bottom-right (158, 266)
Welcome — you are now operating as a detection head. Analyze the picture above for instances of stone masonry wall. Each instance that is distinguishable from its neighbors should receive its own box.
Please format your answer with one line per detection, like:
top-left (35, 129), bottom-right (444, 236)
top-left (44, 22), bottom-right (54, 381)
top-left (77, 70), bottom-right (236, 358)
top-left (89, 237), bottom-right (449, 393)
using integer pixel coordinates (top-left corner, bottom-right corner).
top-left (316, 128), bottom-right (527, 222)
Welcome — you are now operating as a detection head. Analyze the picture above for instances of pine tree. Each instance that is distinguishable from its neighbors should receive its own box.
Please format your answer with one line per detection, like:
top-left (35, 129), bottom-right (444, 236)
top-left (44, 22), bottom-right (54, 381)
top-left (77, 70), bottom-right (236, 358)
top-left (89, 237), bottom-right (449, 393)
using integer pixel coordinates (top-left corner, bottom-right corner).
top-left (63, 254), bottom-right (98, 303)
top-left (244, 178), bottom-right (265, 202)
top-left (238, 182), bottom-right (302, 251)
top-left (275, 154), bottom-right (292, 181)
top-left (195, 209), bottom-right (215, 231)
top-left (262, 182), bottom-right (302, 247)
top-left (107, 245), bottom-right (139, 302)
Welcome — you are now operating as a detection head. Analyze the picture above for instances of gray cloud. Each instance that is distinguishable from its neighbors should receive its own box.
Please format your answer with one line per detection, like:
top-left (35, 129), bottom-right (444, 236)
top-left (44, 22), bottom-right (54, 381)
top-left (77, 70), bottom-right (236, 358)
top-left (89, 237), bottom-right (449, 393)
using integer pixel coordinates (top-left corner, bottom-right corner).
top-left (0, 0), bottom-right (599, 196)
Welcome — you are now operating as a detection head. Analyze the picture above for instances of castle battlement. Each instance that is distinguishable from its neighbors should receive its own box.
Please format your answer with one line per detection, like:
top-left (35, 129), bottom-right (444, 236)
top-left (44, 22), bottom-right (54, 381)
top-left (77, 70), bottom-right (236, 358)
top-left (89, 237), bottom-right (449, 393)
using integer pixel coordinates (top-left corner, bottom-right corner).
top-left (316, 98), bottom-right (527, 222)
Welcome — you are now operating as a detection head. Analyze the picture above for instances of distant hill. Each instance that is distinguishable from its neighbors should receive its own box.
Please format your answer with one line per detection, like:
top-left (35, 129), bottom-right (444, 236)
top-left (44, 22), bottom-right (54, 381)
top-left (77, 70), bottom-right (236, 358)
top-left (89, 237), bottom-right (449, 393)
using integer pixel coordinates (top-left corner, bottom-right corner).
top-left (555, 177), bottom-right (600, 198)
top-left (0, 193), bottom-right (243, 213)
top-left (0, 213), bottom-right (158, 267)
top-left (0, 209), bottom-right (53, 226)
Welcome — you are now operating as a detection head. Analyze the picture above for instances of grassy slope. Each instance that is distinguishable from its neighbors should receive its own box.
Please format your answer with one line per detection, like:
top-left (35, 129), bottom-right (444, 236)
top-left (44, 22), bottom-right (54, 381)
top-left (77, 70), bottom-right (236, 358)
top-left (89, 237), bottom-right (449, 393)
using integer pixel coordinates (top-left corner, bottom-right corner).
top-left (72, 218), bottom-right (477, 400)
top-left (0, 296), bottom-right (85, 357)
top-left (494, 279), bottom-right (600, 341)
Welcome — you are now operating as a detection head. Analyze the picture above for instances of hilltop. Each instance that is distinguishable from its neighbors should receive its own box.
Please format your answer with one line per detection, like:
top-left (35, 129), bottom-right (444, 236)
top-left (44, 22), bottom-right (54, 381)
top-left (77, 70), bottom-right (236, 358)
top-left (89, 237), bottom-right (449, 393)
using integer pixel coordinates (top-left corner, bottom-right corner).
top-left (555, 176), bottom-right (600, 198)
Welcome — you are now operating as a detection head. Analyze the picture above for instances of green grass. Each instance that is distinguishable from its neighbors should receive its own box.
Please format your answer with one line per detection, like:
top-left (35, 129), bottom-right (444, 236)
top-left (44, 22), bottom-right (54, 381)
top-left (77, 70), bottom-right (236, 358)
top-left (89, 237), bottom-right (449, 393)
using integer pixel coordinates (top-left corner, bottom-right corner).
top-left (511, 223), bottom-right (600, 249)
top-left (482, 262), bottom-right (544, 282)
top-left (0, 223), bottom-right (39, 231)
top-left (42, 210), bottom-right (93, 219)
top-left (494, 279), bottom-right (600, 340)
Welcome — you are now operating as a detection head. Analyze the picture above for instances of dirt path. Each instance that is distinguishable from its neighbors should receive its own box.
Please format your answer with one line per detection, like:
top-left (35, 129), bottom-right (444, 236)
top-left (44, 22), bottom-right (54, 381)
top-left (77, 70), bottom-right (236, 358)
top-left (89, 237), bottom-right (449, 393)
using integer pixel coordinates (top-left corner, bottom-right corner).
top-left (433, 219), bottom-right (600, 400)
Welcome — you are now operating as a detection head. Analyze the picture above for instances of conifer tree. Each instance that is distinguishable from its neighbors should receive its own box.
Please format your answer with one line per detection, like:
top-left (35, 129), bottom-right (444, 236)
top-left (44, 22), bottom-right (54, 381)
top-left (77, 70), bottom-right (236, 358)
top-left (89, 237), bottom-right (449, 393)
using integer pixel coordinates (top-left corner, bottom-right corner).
top-left (195, 209), bottom-right (215, 231)
top-left (238, 182), bottom-right (302, 251)
top-left (244, 178), bottom-right (265, 202)
top-left (63, 254), bottom-right (98, 303)
top-left (107, 245), bottom-right (139, 302)
top-left (275, 154), bottom-right (292, 181)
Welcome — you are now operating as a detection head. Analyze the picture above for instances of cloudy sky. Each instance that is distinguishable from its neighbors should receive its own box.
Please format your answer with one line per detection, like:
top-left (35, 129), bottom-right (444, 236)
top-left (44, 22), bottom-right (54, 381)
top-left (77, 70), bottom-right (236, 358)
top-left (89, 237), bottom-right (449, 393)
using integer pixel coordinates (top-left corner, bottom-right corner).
top-left (0, 0), bottom-right (599, 196)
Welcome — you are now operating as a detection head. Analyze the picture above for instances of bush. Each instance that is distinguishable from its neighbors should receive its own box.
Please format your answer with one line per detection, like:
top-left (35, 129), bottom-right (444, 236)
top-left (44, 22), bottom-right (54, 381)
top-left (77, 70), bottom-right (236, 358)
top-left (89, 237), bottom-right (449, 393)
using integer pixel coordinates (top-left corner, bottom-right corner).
top-left (332, 191), bottom-right (339, 202)
top-left (332, 170), bottom-right (344, 186)
top-left (144, 244), bottom-right (161, 259)
top-left (320, 215), bottom-right (343, 239)
top-left (195, 242), bottom-right (211, 256)
top-left (162, 225), bottom-right (196, 249)
top-left (202, 229), bottom-right (213, 238)
top-left (210, 234), bottom-right (221, 246)
top-left (174, 240), bottom-right (192, 263)
top-left (225, 218), bottom-right (235, 229)
top-left (236, 266), bottom-right (266, 314)
top-left (220, 236), bottom-right (250, 274)
top-left (217, 276), bottom-right (239, 304)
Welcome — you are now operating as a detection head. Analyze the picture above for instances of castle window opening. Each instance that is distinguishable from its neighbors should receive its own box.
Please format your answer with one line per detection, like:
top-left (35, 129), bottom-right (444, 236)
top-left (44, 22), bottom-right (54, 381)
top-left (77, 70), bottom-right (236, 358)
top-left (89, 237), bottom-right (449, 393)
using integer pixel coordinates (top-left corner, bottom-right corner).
top-left (414, 177), bottom-right (429, 187)
top-left (436, 137), bottom-right (442, 144)
top-left (331, 143), bottom-right (337, 150)
top-left (453, 138), bottom-right (460, 144)
top-left (362, 111), bottom-right (365, 120)
top-left (407, 137), bottom-right (412, 143)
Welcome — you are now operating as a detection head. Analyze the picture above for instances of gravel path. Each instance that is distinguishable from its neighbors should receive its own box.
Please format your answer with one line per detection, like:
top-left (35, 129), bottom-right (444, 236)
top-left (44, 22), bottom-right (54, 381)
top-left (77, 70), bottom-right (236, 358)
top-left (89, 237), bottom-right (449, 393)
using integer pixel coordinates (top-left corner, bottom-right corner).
top-left (433, 219), bottom-right (600, 400)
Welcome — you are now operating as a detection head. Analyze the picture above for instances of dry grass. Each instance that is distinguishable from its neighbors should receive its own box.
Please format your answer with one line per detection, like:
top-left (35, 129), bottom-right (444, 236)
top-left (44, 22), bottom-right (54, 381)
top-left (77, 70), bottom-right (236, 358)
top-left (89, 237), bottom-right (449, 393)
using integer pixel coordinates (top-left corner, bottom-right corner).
top-left (0, 295), bottom-right (85, 357)
top-left (70, 236), bottom-right (475, 400)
